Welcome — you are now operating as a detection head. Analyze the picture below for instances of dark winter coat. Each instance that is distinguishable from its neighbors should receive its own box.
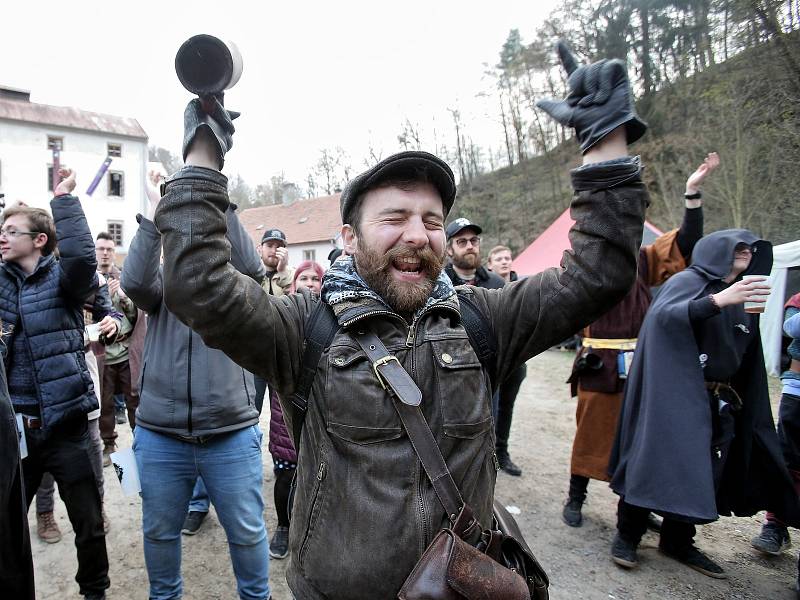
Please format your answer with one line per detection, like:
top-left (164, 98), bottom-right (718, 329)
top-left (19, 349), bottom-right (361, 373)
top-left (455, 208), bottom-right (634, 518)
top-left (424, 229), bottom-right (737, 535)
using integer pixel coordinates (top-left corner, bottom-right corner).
top-left (610, 229), bottom-right (800, 526)
top-left (154, 158), bottom-right (647, 600)
top-left (0, 195), bottom-right (98, 430)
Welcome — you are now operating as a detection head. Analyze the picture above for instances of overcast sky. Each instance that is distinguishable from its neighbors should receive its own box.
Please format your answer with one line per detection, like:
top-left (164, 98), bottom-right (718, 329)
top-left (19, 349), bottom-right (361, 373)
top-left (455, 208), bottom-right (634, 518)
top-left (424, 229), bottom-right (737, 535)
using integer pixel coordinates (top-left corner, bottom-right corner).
top-left (4, 0), bottom-right (560, 188)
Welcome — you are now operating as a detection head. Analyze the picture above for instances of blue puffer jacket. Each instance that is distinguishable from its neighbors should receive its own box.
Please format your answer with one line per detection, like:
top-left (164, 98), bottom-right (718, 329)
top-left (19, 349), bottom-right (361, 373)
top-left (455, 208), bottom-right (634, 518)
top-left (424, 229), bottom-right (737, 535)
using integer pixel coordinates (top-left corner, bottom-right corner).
top-left (0, 195), bottom-right (98, 431)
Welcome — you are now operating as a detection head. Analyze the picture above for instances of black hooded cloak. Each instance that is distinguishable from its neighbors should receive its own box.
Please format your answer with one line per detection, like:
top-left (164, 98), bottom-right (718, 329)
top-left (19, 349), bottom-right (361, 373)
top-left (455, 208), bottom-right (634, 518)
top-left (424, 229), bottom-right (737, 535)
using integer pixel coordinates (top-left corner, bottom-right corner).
top-left (609, 229), bottom-right (800, 525)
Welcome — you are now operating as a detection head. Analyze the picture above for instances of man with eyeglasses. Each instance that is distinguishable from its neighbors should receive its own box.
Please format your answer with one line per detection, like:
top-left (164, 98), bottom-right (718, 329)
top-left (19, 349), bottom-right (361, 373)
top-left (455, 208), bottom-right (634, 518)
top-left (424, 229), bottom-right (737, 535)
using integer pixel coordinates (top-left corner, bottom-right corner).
top-left (443, 219), bottom-right (526, 476)
top-left (0, 168), bottom-right (110, 599)
top-left (95, 232), bottom-right (144, 467)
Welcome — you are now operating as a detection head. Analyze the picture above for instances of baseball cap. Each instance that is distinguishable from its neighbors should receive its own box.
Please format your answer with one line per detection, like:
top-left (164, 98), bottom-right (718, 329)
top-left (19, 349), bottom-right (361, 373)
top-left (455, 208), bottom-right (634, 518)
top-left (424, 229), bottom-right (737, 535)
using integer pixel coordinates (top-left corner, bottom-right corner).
top-left (339, 151), bottom-right (456, 225)
top-left (261, 228), bottom-right (287, 245)
top-left (446, 217), bottom-right (482, 240)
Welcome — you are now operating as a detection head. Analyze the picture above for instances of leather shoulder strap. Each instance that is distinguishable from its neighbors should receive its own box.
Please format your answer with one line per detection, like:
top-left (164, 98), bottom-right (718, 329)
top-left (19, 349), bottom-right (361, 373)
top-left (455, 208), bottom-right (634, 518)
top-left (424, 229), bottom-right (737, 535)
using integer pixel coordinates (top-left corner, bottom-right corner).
top-left (353, 329), bottom-right (464, 521)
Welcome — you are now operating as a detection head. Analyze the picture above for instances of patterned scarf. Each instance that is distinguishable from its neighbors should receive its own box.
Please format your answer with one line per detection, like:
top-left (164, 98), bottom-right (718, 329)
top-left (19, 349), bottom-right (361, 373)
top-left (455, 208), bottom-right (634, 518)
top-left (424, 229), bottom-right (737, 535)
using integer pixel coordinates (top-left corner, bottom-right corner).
top-left (321, 255), bottom-right (455, 320)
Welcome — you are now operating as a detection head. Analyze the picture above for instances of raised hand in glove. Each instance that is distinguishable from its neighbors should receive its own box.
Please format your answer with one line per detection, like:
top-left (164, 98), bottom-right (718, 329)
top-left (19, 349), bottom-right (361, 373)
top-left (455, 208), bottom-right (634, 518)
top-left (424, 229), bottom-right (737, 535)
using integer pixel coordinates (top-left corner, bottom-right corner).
top-left (182, 96), bottom-right (241, 169)
top-left (536, 41), bottom-right (647, 154)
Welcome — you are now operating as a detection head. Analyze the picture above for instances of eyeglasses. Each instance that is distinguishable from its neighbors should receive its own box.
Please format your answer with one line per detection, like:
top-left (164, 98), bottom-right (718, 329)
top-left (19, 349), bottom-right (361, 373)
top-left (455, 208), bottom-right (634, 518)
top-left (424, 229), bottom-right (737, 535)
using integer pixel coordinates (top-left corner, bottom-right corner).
top-left (0, 228), bottom-right (40, 239)
top-left (454, 236), bottom-right (481, 248)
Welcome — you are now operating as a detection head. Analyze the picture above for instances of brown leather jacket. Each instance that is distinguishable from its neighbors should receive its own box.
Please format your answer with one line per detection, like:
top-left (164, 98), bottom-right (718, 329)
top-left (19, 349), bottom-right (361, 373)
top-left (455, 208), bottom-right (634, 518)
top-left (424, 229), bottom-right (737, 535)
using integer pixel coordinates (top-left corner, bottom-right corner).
top-left (154, 159), bottom-right (648, 599)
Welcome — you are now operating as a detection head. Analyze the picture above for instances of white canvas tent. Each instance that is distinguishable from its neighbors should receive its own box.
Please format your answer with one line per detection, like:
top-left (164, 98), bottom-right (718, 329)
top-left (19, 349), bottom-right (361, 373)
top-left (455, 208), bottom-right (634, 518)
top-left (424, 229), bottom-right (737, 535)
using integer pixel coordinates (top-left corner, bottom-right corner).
top-left (762, 240), bottom-right (800, 376)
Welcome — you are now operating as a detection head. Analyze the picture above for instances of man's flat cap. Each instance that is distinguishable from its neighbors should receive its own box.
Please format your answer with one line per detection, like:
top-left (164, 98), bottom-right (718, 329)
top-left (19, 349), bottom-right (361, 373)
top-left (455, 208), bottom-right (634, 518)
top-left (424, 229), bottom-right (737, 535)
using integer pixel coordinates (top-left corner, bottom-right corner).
top-left (339, 151), bottom-right (456, 225)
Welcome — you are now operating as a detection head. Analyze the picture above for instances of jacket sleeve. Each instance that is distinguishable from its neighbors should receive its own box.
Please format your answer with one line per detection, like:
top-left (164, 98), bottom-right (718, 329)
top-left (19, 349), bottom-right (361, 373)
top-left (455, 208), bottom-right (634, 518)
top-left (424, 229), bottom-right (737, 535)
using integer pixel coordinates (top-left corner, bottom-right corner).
top-left (468, 157), bottom-right (648, 386)
top-left (121, 215), bottom-right (164, 314)
top-left (153, 166), bottom-right (310, 400)
top-left (226, 206), bottom-right (267, 282)
top-left (52, 194), bottom-right (98, 303)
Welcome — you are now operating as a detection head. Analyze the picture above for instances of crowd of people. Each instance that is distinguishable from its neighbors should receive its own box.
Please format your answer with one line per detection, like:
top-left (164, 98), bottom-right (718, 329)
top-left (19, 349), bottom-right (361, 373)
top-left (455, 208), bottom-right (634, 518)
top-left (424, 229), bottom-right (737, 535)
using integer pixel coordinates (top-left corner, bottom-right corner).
top-left (1, 41), bottom-right (799, 600)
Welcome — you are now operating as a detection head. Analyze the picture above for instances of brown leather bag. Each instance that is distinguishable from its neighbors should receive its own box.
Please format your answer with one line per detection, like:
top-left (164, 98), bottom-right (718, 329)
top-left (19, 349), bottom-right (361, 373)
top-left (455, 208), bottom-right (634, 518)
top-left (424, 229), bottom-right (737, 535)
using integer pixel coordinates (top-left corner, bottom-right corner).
top-left (354, 331), bottom-right (549, 600)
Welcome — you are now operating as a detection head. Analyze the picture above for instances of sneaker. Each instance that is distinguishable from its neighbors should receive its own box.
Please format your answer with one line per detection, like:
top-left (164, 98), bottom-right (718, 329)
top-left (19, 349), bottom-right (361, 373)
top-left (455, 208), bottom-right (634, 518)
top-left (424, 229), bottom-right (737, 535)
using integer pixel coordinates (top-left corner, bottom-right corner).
top-left (497, 453), bottom-right (522, 477)
top-left (102, 444), bottom-right (115, 468)
top-left (269, 525), bottom-right (290, 559)
top-left (659, 543), bottom-right (727, 579)
top-left (37, 511), bottom-right (62, 543)
top-left (82, 594), bottom-right (106, 600)
top-left (611, 533), bottom-right (638, 568)
top-left (751, 522), bottom-right (791, 556)
top-left (181, 510), bottom-right (207, 535)
top-left (562, 498), bottom-right (583, 528)
top-left (115, 407), bottom-right (127, 425)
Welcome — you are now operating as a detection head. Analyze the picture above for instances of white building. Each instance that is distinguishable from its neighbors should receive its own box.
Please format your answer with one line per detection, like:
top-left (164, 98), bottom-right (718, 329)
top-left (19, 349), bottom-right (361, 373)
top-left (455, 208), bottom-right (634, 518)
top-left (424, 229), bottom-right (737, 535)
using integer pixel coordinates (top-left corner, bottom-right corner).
top-left (0, 86), bottom-right (148, 259)
top-left (240, 193), bottom-right (342, 270)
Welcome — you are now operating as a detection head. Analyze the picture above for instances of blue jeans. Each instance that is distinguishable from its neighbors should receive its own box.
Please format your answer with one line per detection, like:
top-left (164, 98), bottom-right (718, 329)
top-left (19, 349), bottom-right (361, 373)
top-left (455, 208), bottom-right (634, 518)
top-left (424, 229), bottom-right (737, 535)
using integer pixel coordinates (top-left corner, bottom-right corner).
top-left (134, 426), bottom-right (270, 600)
top-left (189, 477), bottom-right (209, 513)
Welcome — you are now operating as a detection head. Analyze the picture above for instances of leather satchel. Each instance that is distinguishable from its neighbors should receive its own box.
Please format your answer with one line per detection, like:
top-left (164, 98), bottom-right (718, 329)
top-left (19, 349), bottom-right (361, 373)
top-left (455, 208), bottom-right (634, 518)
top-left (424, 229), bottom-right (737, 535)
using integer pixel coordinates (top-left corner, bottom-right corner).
top-left (354, 331), bottom-right (549, 600)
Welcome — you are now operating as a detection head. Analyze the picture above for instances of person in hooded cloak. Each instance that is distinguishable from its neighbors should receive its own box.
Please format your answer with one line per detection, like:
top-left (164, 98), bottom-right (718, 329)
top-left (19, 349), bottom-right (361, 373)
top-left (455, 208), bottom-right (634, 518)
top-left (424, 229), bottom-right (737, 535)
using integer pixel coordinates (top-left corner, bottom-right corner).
top-left (608, 229), bottom-right (800, 579)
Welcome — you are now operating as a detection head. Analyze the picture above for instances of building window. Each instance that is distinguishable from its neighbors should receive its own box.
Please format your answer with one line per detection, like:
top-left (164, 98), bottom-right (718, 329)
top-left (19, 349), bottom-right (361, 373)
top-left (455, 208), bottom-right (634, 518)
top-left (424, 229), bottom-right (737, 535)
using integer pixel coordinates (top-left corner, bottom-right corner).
top-left (107, 221), bottom-right (123, 247)
top-left (108, 171), bottom-right (124, 197)
top-left (47, 165), bottom-right (67, 192)
top-left (302, 249), bottom-right (316, 262)
top-left (107, 143), bottom-right (122, 158)
top-left (47, 136), bottom-right (63, 151)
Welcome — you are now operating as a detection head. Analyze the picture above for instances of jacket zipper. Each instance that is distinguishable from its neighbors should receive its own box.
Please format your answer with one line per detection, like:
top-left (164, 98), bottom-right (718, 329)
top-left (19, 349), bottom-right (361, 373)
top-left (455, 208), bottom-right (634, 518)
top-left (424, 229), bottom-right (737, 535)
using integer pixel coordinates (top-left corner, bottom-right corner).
top-left (18, 288), bottom-right (45, 421)
top-left (187, 329), bottom-right (193, 434)
top-left (299, 460), bottom-right (327, 566)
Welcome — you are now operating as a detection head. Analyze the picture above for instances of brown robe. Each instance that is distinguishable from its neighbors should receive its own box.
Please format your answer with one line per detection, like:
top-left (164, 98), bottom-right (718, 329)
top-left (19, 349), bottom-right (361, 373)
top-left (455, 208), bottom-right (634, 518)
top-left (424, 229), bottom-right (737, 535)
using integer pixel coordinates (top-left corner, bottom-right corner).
top-left (570, 229), bottom-right (686, 480)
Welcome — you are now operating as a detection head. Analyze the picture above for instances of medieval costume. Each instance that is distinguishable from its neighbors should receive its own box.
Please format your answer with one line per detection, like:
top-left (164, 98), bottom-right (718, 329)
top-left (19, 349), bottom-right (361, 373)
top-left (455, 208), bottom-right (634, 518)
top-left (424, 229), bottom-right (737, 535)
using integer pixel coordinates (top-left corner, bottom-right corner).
top-left (564, 206), bottom-right (703, 525)
top-left (609, 229), bottom-right (800, 577)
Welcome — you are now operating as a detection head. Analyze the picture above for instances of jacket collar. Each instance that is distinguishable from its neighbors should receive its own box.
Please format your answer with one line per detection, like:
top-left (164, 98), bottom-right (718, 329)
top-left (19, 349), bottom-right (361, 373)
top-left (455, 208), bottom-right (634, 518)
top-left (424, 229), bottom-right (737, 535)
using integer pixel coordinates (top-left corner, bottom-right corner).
top-left (1, 254), bottom-right (56, 282)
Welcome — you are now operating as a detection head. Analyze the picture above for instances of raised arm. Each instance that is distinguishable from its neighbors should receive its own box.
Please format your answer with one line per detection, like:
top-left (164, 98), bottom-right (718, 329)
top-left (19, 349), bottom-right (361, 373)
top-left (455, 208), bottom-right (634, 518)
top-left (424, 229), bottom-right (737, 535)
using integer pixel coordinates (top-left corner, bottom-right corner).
top-left (52, 169), bottom-right (98, 303)
top-left (120, 215), bottom-right (164, 314)
top-left (154, 98), bottom-right (309, 397)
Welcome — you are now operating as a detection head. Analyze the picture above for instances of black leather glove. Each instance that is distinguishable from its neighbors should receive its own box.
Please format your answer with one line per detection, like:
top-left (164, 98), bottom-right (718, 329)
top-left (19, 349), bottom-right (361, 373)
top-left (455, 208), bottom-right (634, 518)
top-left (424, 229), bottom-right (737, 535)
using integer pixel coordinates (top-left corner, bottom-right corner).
top-left (536, 41), bottom-right (647, 154)
top-left (182, 96), bottom-right (241, 168)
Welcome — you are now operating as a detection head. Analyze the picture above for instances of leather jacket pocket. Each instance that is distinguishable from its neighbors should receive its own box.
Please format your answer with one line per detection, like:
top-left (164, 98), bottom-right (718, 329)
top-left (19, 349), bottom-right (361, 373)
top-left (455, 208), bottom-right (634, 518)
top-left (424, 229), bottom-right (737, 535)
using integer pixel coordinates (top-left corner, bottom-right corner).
top-left (325, 345), bottom-right (403, 445)
top-left (431, 339), bottom-right (492, 439)
top-left (299, 460), bottom-right (327, 568)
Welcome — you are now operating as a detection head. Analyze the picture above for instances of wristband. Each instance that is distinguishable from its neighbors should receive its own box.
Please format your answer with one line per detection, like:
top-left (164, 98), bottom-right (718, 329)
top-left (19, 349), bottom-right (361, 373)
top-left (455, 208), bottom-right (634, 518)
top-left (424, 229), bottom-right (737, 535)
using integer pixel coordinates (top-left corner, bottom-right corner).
top-left (684, 191), bottom-right (702, 200)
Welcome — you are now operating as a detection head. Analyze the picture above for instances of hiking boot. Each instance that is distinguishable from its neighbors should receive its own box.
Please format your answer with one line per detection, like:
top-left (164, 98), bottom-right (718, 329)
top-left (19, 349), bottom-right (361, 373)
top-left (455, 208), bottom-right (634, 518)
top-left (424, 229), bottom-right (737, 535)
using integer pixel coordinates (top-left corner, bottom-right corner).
top-left (102, 444), bottom-right (115, 468)
top-left (611, 534), bottom-right (638, 568)
top-left (751, 522), bottom-right (791, 556)
top-left (269, 525), bottom-right (290, 559)
top-left (115, 407), bottom-right (127, 425)
top-left (659, 543), bottom-right (727, 579)
top-left (497, 453), bottom-right (522, 477)
top-left (181, 510), bottom-right (207, 535)
top-left (562, 498), bottom-right (583, 528)
top-left (37, 511), bottom-right (62, 543)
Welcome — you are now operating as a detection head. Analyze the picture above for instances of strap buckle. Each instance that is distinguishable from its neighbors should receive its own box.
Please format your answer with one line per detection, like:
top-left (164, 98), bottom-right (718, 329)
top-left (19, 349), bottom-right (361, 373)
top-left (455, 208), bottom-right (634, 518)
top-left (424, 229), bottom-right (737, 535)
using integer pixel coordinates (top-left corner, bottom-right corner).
top-left (372, 355), bottom-right (400, 390)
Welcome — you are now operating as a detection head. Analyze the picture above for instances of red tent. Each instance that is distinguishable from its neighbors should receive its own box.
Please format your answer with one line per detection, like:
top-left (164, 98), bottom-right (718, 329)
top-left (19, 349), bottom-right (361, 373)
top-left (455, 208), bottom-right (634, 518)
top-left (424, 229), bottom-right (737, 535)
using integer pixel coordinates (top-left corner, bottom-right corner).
top-left (512, 208), bottom-right (663, 277)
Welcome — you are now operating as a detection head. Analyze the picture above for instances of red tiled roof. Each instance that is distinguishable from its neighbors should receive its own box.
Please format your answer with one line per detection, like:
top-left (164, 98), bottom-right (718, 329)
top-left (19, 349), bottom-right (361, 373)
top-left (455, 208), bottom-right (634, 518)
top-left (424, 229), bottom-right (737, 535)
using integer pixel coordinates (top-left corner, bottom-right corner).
top-left (0, 97), bottom-right (147, 139)
top-left (240, 194), bottom-right (342, 246)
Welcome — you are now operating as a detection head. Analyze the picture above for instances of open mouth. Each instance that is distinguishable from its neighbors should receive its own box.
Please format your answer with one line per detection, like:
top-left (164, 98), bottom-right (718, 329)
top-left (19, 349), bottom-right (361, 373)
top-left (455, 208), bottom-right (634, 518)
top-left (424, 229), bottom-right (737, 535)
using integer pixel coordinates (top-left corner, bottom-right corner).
top-left (392, 256), bottom-right (422, 273)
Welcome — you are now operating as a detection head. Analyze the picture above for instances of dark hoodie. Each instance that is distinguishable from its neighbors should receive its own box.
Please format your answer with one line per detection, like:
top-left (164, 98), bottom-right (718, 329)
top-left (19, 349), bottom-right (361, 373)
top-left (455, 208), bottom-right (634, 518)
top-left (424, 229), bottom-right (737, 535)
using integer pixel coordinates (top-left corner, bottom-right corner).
top-left (609, 229), bottom-right (800, 525)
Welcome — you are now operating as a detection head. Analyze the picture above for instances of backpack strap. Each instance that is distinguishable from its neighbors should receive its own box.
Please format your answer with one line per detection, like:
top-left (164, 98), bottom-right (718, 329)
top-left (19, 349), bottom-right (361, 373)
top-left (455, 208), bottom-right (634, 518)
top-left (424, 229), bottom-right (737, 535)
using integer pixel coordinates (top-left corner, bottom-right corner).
top-left (457, 290), bottom-right (497, 386)
top-left (289, 300), bottom-right (339, 447)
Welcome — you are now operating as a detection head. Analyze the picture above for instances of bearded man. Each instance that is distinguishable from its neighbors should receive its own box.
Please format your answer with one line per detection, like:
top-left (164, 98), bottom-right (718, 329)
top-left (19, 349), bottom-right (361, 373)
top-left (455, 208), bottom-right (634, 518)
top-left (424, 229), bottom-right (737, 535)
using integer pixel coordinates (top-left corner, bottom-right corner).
top-left (155, 42), bottom-right (650, 599)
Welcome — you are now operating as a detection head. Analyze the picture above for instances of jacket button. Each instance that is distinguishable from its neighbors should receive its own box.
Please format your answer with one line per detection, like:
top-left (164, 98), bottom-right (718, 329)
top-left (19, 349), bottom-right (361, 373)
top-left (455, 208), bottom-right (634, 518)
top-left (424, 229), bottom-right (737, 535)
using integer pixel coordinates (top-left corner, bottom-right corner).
top-left (441, 353), bottom-right (453, 364)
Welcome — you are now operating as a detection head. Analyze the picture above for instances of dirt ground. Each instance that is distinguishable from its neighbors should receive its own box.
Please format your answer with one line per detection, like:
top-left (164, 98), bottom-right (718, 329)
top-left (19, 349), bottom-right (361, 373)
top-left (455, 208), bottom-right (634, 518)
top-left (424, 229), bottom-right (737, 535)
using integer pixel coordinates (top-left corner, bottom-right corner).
top-left (31, 349), bottom-right (798, 599)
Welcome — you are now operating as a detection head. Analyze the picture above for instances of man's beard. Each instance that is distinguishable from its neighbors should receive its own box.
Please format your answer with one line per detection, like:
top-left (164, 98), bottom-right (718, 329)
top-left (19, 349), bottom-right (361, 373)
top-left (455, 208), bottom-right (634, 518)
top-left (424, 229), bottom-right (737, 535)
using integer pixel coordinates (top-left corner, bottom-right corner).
top-left (262, 256), bottom-right (278, 269)
top-left (355, 242), bottom-right (445, 314)
top-left (451, 251), bottom-right (480, 271)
